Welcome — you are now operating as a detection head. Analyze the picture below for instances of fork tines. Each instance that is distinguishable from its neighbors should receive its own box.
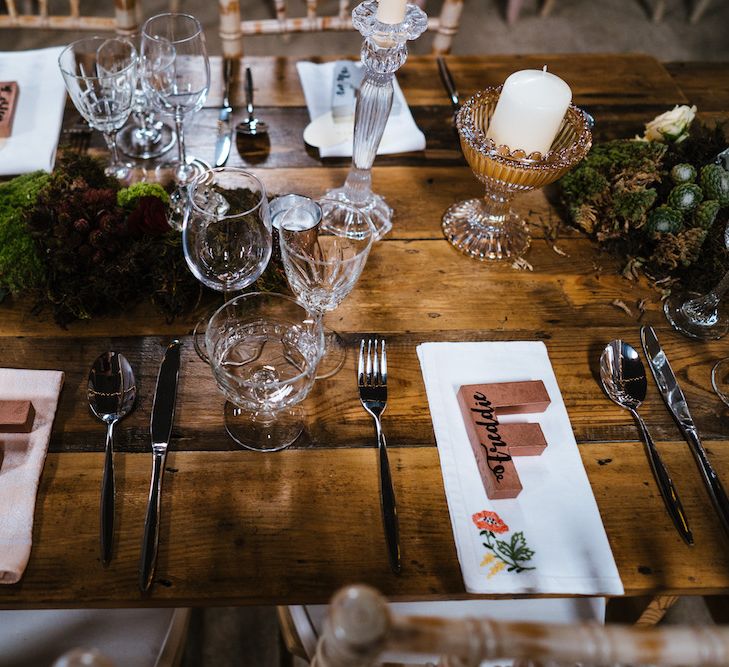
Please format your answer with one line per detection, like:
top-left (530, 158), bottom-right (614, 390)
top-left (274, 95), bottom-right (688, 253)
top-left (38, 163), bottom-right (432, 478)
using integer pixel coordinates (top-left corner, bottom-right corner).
top-left (358, 339), bottom-right (387, 387)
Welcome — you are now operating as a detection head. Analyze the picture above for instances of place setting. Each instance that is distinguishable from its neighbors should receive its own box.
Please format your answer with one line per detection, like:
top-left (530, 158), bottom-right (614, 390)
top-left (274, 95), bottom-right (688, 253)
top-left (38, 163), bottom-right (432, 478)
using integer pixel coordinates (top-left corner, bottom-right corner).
top-left (4, 2), bottom-right (729, 664)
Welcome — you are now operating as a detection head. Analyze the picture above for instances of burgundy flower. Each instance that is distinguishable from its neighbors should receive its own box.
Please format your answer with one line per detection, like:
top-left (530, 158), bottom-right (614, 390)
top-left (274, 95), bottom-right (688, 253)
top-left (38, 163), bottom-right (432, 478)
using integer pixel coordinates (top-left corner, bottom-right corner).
top-left (126, 196), bottom-right (170, 236)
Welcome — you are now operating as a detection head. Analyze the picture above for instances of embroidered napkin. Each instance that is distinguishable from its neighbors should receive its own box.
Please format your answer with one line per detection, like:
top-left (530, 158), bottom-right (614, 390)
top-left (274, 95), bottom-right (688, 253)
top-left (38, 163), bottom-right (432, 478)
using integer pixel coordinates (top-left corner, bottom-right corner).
top-left (417, 341), bottom-right (623, 595)
top-left (296, 60), bottom-right (426, 158)
top-left (0, 368), bottom-right (65, 584)
top-left (0, 47), bottom-right (66, 176)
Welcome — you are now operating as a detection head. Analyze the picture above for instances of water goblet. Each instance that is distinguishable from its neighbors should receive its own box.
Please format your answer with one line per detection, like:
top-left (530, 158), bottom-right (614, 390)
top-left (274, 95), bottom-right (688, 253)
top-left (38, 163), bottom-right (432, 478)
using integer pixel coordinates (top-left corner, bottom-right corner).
top-left (182, 168), bottom-right (273, 359)
top-left (206, 292), bottom-right (324, 451)
top-left (117, 84), bottom-right (176, 160)
top-left (664, 221), bottom-right (729, 340)
top-left (279, 198), bottom-right (375, 379)
top-left (58, 37), bottom-right (137, 181)
top-left (141, 12), bottom-right (210, 185)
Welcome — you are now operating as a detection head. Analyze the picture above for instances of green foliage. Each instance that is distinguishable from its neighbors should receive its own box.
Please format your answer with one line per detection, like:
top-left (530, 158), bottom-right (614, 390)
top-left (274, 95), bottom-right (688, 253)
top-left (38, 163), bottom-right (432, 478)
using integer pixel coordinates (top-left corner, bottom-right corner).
top-left (671, 163), bottom-right (697, 184)
top-left (117, 182), bottom-right (170, 209)
top-left (0, 171), bottom-right (49, 295)
top-left (700, 164), bottom-right (729, 206)
top-left (693, 200), bottom-right (721, 230)
top-left (667, 183), bottom-right (703, 213)
top-left (646, 205), bottom-right (684, 235)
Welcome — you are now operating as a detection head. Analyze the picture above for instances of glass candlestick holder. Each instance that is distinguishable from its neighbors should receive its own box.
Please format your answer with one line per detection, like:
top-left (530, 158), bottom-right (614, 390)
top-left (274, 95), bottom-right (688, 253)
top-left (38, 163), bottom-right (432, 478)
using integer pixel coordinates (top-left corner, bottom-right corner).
top-left (443, 88), bottom-right (592, 261)
top-left (325, 0), bottom-right (427, 240)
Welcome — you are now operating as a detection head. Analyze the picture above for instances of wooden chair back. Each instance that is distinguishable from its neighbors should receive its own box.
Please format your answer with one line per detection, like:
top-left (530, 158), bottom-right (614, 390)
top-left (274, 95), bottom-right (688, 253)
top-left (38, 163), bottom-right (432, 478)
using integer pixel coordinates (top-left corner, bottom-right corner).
top-left (0, 0), bottom-right (140, 35)
top-left (312, 585), bottom-right (729, 667)
top-left (218, 0), bottom-right (464, 56)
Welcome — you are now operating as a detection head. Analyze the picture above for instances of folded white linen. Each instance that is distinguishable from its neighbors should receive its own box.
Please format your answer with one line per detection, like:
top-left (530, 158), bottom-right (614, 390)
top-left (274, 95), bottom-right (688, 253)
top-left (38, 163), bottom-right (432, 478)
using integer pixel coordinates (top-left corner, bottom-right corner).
top-left (417, 341), bottom-right (623, 596)
top-left (0, 47), bottom-right (66, 176)
top-left (0, 368), bottom-right (65, 584)
top-left (296, 60), bottom-right (426, 158)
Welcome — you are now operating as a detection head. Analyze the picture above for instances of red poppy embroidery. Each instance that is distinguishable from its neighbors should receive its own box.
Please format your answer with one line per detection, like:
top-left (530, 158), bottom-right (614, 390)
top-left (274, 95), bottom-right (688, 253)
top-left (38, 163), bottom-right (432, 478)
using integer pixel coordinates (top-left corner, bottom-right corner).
top-left (472, 510), bottom-right (509, 534)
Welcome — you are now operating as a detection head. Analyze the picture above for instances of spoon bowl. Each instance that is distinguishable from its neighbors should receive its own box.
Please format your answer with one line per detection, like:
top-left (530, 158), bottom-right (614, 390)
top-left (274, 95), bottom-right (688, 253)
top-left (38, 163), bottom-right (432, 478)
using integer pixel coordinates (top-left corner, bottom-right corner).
top-left (88, 352), bottom-right (137, 565)
top-left (235, 66), bottom-right (269, 138)
top-left (599, 339), bottom-right (693, 545)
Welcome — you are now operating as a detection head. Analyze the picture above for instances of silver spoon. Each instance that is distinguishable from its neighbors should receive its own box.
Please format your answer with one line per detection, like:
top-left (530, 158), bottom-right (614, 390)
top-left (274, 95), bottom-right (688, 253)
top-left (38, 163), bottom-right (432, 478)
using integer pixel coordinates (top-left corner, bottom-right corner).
top-left (88, 352), bottom-right (137, 566)
top-left (600, 340), bottom-right (694, 546)
top-left (236, 66), bottom-right (268, 137)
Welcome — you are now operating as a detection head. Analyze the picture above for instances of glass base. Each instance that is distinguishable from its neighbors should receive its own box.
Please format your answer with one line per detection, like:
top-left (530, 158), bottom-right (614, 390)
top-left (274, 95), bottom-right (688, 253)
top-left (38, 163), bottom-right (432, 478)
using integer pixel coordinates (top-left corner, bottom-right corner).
top-left (156, 156), bottom-right (211, 186)
top-left (324, 187), bottom-right (392, 241)
top-left (167, 185), bottom-right (190, 231)
top-left (104, 161), bottom-right (134, 184)
top-left (316, 328), bottom-right (346, 380)
top-left (441, 198), bottom-right (531, 261)
top-left (118, 121), bottom-right (176, 160)
top-left (664, 291), bottom-right (729, 340)
top-left (224, 401), bottom-right (303, 452)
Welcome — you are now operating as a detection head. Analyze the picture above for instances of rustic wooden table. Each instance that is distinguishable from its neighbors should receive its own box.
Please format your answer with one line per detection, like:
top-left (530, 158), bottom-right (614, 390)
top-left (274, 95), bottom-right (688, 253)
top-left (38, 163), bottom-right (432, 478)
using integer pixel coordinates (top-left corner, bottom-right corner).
top-left (2, 54), bottom-right (729, 609)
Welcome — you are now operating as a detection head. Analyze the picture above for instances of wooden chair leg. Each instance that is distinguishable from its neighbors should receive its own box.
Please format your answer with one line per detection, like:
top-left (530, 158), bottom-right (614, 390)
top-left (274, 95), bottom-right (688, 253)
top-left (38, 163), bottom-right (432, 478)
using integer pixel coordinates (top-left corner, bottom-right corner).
top-left (635, 596), bottom-right (680, 627)
top-left (652, 0), bottom-right (666, 22)
top-left (432, 0), bottom-right (463, 55)
top-left (690, 0), bottom-right (712, 23)
top-left (506, 0), bottom-right (524, 24)
top-left (540, 0), bottom-right (557, 17)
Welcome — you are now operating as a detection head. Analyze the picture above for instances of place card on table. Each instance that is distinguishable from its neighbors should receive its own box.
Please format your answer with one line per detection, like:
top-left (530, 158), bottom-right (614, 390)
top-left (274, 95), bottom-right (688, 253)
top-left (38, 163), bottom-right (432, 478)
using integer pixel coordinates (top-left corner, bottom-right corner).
top-left (297, 60), bottom-right (425, 157)
top-left (0, 368), bottom-right (64, 584)
top-left (0, 47), bottom-right (66, 176)
top-left (417, 341), bottom-right (623, 595)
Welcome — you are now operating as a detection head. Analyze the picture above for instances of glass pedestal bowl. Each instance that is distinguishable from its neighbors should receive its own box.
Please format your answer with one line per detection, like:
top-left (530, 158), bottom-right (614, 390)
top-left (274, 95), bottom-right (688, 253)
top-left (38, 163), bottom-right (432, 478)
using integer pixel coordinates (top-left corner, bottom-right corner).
top-left (442, 87), bottom-right (592, 261)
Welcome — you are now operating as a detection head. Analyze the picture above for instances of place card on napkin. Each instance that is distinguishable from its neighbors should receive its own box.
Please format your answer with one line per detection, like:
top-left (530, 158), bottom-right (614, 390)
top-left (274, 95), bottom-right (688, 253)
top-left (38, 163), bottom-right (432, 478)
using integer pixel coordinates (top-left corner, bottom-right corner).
top-left (0, 47), bottom-right (66, 176)
top-left (296, 60), bottom-right (426, 158)
top-left (417, 341), bottom-right (623, 596)
top-left (0, 368), bottom-right (64, 584)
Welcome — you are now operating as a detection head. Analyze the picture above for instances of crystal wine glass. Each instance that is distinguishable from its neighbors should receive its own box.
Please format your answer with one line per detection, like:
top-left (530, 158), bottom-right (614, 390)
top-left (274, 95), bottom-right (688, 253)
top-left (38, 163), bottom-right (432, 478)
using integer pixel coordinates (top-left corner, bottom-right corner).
top-left (58, 37), bottom-right (137, 181)
top-left (141, 13), bottom-right (210, 185)
top-left (182, 168), bottom-right (273, 359)
top-left (118, 84), bottom-right (176, 160)
top-left (279, 198), bottom-right (375, 379)
top-left (664, 221), bottom-right (729, 340)
top-left (206, 292), bottom-right (324, 451)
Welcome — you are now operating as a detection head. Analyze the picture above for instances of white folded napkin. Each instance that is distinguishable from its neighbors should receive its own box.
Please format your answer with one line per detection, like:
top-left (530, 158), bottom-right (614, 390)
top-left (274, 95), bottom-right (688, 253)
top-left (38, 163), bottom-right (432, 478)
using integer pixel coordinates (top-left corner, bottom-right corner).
top-left (0, 368), bottom-right (64, 584)
top-left (296, 60), bottom-right (426, 158)
top-left (0, 47), bottom-right (66, 176)
top-left (417, 341), bottom-right (623, 596)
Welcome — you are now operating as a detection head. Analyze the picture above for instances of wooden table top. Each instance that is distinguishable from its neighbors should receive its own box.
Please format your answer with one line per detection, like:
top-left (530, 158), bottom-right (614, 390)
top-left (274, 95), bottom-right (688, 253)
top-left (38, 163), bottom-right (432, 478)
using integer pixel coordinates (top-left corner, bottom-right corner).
top-left (2, 54), bottom-right (729, 609)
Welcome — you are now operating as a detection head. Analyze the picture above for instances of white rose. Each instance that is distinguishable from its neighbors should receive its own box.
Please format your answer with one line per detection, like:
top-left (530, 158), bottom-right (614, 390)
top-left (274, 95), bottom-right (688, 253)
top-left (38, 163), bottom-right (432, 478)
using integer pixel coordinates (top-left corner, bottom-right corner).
top-left (643, 104), bottom-right (697, 143)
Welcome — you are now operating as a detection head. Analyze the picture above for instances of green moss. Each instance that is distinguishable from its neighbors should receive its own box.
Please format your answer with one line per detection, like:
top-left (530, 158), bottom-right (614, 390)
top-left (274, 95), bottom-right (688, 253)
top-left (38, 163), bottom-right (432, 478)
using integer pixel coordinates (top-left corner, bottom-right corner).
top-left (117, 182), bottom-right (170, 209)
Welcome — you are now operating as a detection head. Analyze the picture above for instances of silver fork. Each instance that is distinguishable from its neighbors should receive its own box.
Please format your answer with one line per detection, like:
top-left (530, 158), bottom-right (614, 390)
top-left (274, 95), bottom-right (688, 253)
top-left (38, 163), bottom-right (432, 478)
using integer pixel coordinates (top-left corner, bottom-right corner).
top-left (358, 338), bottom-right (401, 575)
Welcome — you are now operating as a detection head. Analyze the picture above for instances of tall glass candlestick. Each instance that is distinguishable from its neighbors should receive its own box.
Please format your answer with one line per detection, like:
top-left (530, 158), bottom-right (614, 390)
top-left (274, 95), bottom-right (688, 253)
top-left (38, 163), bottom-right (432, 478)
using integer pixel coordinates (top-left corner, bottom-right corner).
top-left (325, 0), bottom-right (427, 240)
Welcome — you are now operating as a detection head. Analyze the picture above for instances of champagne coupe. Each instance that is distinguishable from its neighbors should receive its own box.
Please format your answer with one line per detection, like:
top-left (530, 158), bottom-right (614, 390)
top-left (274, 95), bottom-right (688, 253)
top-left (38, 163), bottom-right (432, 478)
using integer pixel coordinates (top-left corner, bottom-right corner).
top-left (206, 292), bottom-right (324, 451)
top-left (182, 168), bottom-right (273, 359)
top-left (58, 37), bottom-right (137, 181)
top-left (664, 221), bottom-right (729, 339)
top-left (140, 13), bottom-right (210, 185)
top-left (279, 198), bottom-right (375, 379)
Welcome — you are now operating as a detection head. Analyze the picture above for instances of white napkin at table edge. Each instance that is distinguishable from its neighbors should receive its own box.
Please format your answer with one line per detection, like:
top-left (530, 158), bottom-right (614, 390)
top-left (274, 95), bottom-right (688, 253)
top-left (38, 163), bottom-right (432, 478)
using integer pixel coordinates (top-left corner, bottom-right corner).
top-left (296, 60), bottom-right (426, 158)
top-left (417, 341), bottom-right (624, 596)
top-left (0, 47), bottom-right (66, 176)
top-left (0, 368), bottom-right (65, 584)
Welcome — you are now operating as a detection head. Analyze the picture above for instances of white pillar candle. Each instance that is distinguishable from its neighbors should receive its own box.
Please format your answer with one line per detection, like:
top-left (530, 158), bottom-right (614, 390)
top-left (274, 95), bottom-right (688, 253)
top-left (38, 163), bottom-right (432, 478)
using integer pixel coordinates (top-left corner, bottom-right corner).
top-left (376, 0), bottom-right (407, 24)
top-left (487, 68), bottom-right (572, 156)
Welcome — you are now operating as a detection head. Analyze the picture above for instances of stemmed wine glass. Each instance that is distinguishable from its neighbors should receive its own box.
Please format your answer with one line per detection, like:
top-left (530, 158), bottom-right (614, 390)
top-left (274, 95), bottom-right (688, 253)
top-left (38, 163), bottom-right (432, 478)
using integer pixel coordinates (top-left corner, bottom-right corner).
top-left (206, 292), bottom-right (324, 451)
top-left (58, 37), bottom-right (137, 181)
top-left (182, 168), bottom-right (273, 359)
top-left (664, 221), bottom-right (729, 339)
top-left (279, 198), bottom-right (375, 378)
top-left (118, 82), bottom-right (176, 160)
top-left (140, 13), bottom-right (210, 185)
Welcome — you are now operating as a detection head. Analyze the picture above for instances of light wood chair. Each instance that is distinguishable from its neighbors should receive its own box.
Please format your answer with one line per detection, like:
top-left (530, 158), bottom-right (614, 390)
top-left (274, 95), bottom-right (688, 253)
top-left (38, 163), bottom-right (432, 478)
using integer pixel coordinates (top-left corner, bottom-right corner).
top-left (0, 0), bottom-right (141, 34)
top-left (311, 585), bottom-right (729, 667)
top-left (218, 0), bottom-right (465, 56)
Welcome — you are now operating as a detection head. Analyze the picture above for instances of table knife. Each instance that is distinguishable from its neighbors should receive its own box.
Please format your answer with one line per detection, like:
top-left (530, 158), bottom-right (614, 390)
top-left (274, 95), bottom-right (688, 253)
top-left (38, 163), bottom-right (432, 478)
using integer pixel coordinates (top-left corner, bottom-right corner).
top-left (641, 325), bottom-right (729, 539)
top-left (139, 340), bottom-right (182, 592)
top-left (214, 58), bottom-right (233, 167)
top-left (436, 56), bottom-right (459, 110)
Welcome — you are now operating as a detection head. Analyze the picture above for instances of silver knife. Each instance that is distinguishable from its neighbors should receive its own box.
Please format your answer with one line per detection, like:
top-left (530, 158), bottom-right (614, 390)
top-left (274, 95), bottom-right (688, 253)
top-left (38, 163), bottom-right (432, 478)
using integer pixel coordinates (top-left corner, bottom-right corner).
top-left (214, 58), bottom-right (233, 167)
top-left (139, 340), bottom-right (182, 592)
top-left (641, 325), bottom-right (729, 539)
top-left (436, 56), bottom-right (459, 110)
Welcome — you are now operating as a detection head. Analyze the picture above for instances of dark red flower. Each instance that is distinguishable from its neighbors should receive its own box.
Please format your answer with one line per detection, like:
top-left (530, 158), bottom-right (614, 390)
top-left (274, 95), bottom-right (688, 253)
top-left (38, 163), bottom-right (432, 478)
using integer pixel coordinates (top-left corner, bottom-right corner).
top-left (126, 196), bottom-right (170, 236)
top-left (472, 510), bottom-right (509, 534)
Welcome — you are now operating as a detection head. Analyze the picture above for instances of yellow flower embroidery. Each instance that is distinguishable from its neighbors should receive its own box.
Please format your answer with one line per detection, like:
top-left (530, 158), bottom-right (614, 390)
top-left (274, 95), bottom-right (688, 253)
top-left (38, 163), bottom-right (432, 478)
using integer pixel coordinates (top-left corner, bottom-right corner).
top-left (487, 561), bottom-right (506, 579)
top-left (480, 553), bottom-right (495, 567)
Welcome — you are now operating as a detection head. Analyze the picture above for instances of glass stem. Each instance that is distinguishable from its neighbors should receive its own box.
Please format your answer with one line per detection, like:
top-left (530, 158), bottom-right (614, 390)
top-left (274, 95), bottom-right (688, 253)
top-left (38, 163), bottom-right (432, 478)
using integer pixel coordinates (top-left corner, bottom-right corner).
top-left (104, 132), bottom-right (120, 166)
top-left (682, 269), bottom-right (729, 325)
top-left (479, 188), bottom-right (513, 224)
top-left (175, 109), bottom-right (186, 165)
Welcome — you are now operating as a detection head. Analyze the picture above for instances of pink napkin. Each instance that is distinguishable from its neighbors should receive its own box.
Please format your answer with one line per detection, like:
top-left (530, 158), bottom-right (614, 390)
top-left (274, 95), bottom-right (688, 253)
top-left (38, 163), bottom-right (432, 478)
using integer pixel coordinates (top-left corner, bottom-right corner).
top-left (0, 368), bottom-right (64, 584)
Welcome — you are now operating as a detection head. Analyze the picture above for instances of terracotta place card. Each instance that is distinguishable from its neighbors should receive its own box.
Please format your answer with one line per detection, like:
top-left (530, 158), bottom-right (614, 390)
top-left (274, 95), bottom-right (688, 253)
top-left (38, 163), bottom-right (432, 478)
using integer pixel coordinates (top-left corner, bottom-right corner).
top-left (465, 380), bottom-right (551, 415)
top-left (457, 386), bottom-right (522, 499)
top-left (0, 400), bottom-right (35, 433)
top-left (0, 82), bottom-right (19, 139)
top-left (498, 422), bottom-right (547, 457)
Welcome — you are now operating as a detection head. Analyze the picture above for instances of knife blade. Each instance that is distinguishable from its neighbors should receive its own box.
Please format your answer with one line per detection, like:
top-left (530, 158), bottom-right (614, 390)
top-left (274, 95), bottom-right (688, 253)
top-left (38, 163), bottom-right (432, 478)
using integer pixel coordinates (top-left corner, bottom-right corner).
top-left (641, 325), bottom-right (729, 539)
top-left (139, 340), bottom-right (182, 592)
top-left (214, 58), bottom-right (233, 167)
top-left (436, 56), bottom-right (459, 110)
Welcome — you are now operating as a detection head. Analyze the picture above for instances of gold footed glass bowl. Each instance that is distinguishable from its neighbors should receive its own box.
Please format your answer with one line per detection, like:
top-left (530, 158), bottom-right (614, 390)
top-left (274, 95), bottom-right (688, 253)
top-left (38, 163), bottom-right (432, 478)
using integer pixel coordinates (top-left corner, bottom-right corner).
top-left (443, 87), bottom-right (592, 261)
